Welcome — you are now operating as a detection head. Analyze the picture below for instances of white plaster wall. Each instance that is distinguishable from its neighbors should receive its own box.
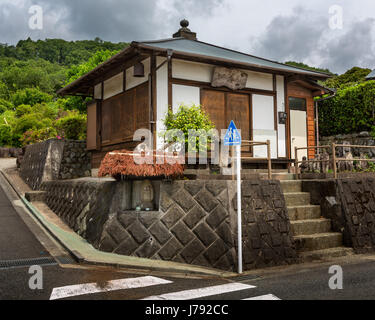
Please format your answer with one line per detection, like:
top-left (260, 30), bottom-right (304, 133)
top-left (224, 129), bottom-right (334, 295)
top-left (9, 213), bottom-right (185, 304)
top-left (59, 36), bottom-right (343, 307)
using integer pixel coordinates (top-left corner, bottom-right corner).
top-left (126, 58), bottom-right (150, 90)
top-left (276, 75), bottom-right (286, 158)
top-left (252, 95), bottom-right (275, 130)
top-left (242, 69), bottom-right (273, 91)
top-left (156, 57), bottom-right (168, 149)
top-left (172, 59), bottom-right (273, 91)
top-left (253, 130), bottom-right (278, 159)
top-left (252, 94), bottom-right (277, 158)
top-left (172, 84), bottom-right (200, 113)
top-left (172, 59), bottom-right (213, 83)
top-left (103, 72), bottom-right (123, 100)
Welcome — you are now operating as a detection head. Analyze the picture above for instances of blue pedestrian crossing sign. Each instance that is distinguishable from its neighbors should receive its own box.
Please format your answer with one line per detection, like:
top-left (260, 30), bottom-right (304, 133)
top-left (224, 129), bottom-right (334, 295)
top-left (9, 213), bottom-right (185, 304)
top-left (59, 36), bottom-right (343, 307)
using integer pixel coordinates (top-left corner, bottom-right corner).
top-left (224, 121), bottom-right (242, 146)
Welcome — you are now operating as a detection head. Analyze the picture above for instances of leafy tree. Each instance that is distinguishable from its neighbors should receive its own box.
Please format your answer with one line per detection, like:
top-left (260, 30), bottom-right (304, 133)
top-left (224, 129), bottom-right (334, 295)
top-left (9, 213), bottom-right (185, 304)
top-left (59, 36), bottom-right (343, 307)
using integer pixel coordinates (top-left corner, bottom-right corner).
top-left (12, 88), bottom-right (52, 107)
top-left (63, 50), bottom-right (120, 113)
top-left (285, 61), bottom-right (334, 76)
top-left (56, 111), bottom-right (87, 140)
top-left (323, 67), bottom-right (372, 89)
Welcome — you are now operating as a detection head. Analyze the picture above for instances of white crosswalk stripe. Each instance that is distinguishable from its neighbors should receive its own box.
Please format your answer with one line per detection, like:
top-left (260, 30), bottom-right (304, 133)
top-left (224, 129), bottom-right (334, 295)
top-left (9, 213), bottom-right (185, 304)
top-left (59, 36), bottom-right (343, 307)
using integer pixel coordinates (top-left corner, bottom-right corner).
top-left (49, 276), bottom-right (172, 300)
top-left (141, 283), bottom-right (256, 300)
top-left (243, 294), bottom-right (281, 300)
top-left (49, 275), bottom-right (281, 300)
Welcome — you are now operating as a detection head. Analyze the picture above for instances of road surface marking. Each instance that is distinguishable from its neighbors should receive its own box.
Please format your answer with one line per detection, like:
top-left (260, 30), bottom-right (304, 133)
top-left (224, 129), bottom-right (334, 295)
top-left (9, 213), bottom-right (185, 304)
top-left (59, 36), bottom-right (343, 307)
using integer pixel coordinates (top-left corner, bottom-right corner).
top-left (50, 276), bottom-right (172, 300)
top-left (141, 283), bottom-right (256, 300)
top-left (243, 294), bottom-right (281, 300)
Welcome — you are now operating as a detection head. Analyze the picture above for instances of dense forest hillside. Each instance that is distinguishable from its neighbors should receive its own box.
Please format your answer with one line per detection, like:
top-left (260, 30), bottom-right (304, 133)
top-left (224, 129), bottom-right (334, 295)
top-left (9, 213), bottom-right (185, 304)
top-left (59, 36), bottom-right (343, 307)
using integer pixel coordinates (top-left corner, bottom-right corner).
top-left (0, 37), bottom-right (128, 66)
top-left (0, 38), bottom-right (128, 147)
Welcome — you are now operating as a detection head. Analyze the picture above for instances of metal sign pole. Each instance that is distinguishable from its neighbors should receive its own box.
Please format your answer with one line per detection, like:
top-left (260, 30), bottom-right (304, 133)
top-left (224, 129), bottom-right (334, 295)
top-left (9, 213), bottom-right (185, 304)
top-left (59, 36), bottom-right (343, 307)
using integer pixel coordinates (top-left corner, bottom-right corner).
top-left (224, 120), bottom-right (243, 274)
top-left (236, 144), bottom-right (243, 274)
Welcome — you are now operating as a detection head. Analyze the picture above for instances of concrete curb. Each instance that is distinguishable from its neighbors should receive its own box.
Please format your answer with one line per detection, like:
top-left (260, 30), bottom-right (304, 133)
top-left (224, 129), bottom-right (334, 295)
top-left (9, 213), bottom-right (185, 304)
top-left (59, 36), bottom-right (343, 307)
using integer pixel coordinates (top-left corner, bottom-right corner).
top-left (0, 169), bottom-right (236, 278)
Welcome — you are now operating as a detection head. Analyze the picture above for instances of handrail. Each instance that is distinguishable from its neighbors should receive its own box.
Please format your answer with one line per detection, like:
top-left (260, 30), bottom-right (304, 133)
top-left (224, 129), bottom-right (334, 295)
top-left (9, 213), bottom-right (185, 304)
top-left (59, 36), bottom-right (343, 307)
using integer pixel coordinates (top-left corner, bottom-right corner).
top-left (234, 140), bottom-right (272, 180)
top-left (162, 139), bottom-right (273, 179)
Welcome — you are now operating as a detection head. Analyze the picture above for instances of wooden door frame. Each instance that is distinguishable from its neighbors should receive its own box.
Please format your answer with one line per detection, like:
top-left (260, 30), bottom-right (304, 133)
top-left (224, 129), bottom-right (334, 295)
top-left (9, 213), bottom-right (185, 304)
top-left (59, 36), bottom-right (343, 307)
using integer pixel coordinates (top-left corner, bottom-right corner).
top-left (289, 96), bottom-right (308, 160)
top-left (200, 88), bottom-right (253, 156)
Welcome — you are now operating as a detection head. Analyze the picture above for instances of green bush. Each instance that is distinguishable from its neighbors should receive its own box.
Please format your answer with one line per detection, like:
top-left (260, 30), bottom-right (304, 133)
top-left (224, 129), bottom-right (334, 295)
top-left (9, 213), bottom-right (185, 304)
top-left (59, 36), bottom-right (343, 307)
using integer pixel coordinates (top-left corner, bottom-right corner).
top-left (13, 113), bottom-right (53, 137)
top-left (0, 124), bottom-right (13, 147)
top-left (20, 127), bottom-right (58, 146)
top-left (12, 87), bottom-right (52, 107)
top-left (319, 80), bottom-right (375, 137)
top-left (0, 98), bottom-right (13, 114)
top-left (56, 112), bottom-right (86, 140)
top-left (163, 104), bottom-right (215, 152)
top-left (15, 104), bottom-right (32, 118)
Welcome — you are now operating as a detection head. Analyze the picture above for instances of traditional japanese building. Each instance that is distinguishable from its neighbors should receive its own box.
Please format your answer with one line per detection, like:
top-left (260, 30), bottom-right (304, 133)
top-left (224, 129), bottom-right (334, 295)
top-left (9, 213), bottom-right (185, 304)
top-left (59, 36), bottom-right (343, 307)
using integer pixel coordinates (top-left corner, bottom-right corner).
top-left (58, 20), bottom-right (332, 169)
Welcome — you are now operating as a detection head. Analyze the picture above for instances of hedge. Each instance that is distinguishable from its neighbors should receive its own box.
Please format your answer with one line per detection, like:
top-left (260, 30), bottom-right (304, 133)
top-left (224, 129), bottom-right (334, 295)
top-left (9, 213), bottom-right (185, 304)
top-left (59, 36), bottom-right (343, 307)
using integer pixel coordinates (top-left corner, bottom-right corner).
top-left (319, 80), bottom-right (375, 137)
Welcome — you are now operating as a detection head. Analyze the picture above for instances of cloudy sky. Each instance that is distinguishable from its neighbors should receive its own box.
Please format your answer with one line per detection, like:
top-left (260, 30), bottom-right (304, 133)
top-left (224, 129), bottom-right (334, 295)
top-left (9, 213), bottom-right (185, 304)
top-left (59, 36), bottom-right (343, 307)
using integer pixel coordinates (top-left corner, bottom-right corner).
top-left (1, 0), bottom-right (375, 73)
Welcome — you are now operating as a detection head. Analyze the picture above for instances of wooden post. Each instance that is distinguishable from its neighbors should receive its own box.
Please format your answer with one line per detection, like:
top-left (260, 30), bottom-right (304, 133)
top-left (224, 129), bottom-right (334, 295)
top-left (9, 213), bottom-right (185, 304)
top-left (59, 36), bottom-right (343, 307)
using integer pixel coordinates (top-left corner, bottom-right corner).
top-left (295, 147), bottom-right (299, 180)
top-left (267, 140), bottom-right (272, 180)
top-left (332, 143), bottom-right (337, 179)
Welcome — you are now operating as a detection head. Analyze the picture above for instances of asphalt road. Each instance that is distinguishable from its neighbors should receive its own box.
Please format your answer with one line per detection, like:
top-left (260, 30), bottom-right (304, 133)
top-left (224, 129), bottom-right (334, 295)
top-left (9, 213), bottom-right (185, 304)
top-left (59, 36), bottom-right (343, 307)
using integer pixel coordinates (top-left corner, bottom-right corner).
top-left (2, 175), bottom-right (375, 301)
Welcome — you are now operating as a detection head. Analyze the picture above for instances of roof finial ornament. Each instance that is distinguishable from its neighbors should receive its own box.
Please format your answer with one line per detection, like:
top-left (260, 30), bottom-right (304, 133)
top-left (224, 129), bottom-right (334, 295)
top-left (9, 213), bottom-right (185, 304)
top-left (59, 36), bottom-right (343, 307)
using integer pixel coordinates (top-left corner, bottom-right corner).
top-left (180, 19), bottom-right (190, 29)
top-left (173, 19), bottom-right (197, 40)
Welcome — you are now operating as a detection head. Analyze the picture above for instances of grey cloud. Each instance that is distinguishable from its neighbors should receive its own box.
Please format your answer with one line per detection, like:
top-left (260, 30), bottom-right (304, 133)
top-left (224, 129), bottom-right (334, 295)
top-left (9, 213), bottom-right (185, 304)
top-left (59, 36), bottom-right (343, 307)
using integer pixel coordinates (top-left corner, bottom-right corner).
top-left (252, 7), bottom-right (375, 73)
top-left (252, 7), bottom-right (327, 65)
top-left (324, 19), bottom-right (375, 72)
top-left (0, 1), bottom-right (32, 44)
top-left (0, 0), bottom-right (224, 45)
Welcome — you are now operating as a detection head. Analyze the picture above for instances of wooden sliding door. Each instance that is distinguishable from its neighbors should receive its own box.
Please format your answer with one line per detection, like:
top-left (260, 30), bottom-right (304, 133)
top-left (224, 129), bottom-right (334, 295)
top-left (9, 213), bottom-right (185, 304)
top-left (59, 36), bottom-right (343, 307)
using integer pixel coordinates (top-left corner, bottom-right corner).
top-left (201, 89), bottom-right (251, 152)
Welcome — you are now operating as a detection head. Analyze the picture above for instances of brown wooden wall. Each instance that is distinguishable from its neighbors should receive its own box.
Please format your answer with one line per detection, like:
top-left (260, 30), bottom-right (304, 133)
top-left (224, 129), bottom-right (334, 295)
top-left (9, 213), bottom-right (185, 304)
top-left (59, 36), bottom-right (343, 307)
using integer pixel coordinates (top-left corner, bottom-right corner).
top-left (287, 83), bottom-right (316, 159)
top-left (90, 82), bottom-right (149, 168)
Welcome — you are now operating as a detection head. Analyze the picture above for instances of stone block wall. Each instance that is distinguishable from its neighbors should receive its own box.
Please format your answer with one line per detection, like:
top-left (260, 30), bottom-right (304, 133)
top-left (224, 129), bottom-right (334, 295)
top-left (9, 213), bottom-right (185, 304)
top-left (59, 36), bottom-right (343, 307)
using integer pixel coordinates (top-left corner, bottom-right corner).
top-left (20, 139), bottom-right (91, 190)
top-left (41, 178), bottom-right (297, 272)
top-left (58, 140), bottom-right (91, 180)
top-left (100, 181), bottom-right (237, 271)
top-left (41, 179), bottom-right (116, 244)
top-left (238, 180), bottom-right (298, 269)
top-left (303, 177), bottom-right (375, 253)
top-left (20, 140), bottom-right (59, 190)
top-left (320, 132), bottom-right (375, 158)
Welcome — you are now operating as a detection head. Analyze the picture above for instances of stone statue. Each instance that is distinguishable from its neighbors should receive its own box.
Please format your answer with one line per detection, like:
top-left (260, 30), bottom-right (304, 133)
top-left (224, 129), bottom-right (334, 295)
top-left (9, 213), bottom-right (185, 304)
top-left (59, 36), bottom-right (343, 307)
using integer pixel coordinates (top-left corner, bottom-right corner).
top-left (300, 156), bottom-right (309, 173)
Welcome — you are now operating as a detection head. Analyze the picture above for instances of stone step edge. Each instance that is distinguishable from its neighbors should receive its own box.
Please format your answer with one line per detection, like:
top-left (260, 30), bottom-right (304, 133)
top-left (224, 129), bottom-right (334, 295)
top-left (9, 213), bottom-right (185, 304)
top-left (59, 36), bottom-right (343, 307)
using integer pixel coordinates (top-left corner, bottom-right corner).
top-left (290, 218), bottom-right (331, 225)
top-left (293, 232), bottom-right (342, 240)
top-left (299, 247), bottom-right (354, 260)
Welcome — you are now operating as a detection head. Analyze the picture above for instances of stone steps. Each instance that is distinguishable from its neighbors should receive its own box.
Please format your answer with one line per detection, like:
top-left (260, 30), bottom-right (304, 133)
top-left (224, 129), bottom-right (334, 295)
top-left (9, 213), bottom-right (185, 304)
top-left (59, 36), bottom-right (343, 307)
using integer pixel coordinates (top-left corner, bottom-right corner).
top-left (281, 178), bottom-right (351, 260)
top-left (294, 232), bottom-right (343, 252)
top-left (287, 205), bottom-right (322, 221)
top-left (280, 180), bottom-right (302, 193)
top-left (259, 173), bottom-right (296, 180)
top-left (291, 219), bottom-right (332, 236)
top-left (300, 247), bottom-right (354, 262)
top-left (284, 192), bottom-right (311, 206)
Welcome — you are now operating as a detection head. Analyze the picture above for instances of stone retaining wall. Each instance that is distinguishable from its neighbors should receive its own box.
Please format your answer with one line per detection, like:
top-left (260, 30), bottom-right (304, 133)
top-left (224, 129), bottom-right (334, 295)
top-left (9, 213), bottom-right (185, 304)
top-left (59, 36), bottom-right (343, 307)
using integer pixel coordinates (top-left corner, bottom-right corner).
top-left (302, 177), bottom-right (375, 254)
top-left (320, 132), bottom-right (375, 157)
top-left (41, 178), bottom-right (297, 271)
top-left (20, 139), bottom-right (91, 190)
